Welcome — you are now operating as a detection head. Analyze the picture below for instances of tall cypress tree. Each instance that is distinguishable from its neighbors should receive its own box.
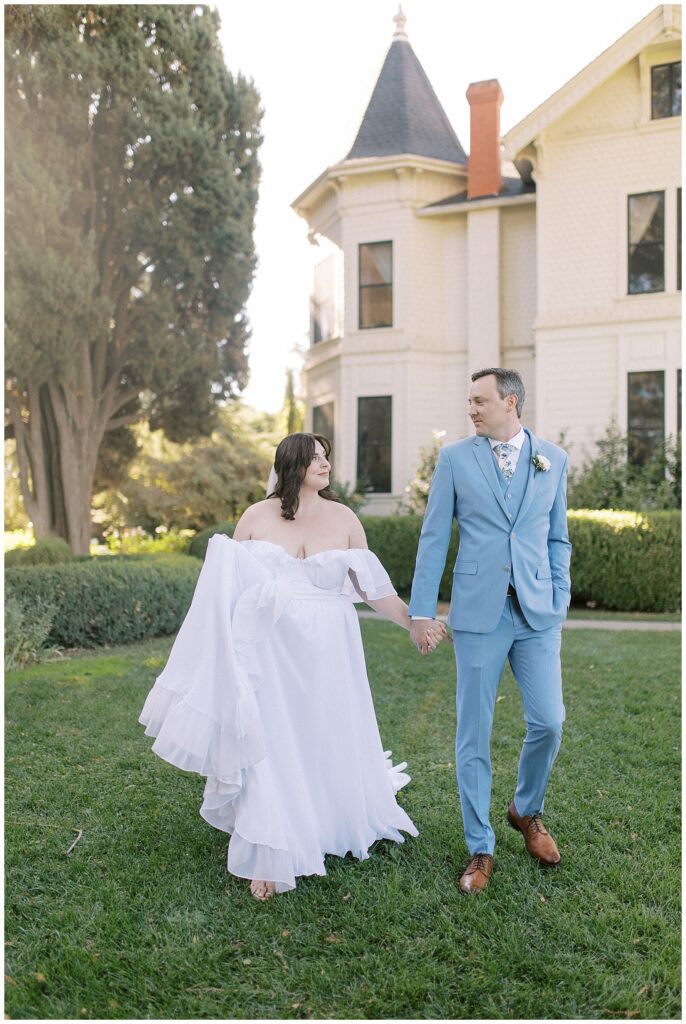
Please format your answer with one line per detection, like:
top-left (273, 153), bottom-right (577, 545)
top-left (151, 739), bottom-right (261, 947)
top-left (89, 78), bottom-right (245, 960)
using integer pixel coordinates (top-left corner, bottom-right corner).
top-left (5, 5), bottom-right (262, 552)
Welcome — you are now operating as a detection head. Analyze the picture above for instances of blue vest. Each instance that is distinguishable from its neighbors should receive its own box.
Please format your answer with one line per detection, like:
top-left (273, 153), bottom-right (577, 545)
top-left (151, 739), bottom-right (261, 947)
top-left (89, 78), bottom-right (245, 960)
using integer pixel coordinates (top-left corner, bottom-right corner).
top-left (493, 433), bottom-right (530, 587)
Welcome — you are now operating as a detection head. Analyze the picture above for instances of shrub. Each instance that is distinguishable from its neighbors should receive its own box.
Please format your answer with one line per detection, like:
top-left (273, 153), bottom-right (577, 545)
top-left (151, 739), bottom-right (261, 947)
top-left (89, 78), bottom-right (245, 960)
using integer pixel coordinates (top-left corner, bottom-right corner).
top-left (4, 594), bottom-right (57, 669)
top-left (188, 521), bottom-right (236, 560)
top-left (5, 537), bottom-right (74, 567)
top-left (328, 477), bottom-right (371, 514)
top-left (567, 509), bottom-right (680, 612)
top-left (100, 528), bottom-right (194, 556)
top-left (20, 509), bottom-right (674, 653)
top-left (567, 421), bottom-right (680, 510)
top-left (396, 430), bottom-right (445, 514)
top-left (360, 516), bottom-right (459, 601)
top-left (362, 511), bottom-right (680, 611)
top-left (5, 555), bottom-right (200, 648)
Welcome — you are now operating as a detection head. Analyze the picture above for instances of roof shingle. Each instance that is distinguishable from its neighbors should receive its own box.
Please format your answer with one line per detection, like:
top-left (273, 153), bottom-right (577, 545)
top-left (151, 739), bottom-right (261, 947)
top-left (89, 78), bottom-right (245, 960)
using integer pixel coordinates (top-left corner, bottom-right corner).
top-left (423, 176), bottom-right (535, 208)
top-left (346, 39), bottom-right (467, 165)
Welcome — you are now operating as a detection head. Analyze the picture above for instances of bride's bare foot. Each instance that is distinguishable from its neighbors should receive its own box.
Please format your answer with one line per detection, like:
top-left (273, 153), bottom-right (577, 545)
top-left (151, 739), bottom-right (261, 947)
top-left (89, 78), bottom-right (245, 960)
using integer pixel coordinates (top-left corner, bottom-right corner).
top-left (249, 879), bottom-right (276, 901)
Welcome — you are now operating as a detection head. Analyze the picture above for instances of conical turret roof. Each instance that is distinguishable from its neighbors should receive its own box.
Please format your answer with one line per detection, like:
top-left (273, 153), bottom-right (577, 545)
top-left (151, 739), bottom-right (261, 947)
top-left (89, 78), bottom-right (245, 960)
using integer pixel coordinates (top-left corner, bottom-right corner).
top-left (346, 12), bottom-right (466, 165)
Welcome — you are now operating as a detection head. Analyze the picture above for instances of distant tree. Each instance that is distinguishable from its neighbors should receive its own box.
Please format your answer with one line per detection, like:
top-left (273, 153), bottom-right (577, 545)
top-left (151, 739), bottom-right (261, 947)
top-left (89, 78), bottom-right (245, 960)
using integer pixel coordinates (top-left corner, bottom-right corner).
top-left (282, 367), bottom-right (304, 435)
top-left (5, 5), bottom-right (262, 552)
top-left (4, 441), bottom-right (30, 530)
top-left (95, 402), bottom-right (276, 533)
top-left (397, 430), bottom-right (446, 514)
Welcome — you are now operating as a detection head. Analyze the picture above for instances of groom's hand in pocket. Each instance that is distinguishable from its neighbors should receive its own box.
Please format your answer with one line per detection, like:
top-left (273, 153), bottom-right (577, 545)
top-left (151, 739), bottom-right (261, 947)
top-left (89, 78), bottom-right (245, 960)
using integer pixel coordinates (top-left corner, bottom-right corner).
top-left (410, 618), bottom-right (447, 655)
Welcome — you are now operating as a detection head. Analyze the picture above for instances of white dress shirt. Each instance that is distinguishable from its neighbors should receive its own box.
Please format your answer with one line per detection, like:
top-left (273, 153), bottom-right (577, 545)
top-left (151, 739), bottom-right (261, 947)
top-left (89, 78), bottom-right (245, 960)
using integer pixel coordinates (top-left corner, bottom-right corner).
top-left (489, 426), bottom-right (526, 473)
top-left (411, 426), bottom-right (526, 621)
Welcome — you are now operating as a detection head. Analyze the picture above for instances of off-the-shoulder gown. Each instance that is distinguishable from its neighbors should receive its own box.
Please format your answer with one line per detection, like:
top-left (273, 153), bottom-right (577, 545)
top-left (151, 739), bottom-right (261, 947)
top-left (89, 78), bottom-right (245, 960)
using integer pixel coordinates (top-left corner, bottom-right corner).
top-left (139, 535), bottom-right (418, 893)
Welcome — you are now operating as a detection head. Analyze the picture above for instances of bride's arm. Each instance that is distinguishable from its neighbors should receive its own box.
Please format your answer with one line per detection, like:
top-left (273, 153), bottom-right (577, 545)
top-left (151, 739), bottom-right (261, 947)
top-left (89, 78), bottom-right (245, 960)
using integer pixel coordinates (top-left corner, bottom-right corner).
top-left (347, 514), bottom-right (446, 639)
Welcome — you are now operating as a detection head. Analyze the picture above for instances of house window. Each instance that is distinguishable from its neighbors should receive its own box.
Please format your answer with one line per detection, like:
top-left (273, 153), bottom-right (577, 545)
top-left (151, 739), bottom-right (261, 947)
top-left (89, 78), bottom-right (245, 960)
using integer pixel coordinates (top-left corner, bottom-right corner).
top-left (310, 254), bottom-right (337, 345)
top-left (678, 369), bottom-right (682, 435)
top-left (357, 396), bottom-right (392, 492)
top-left (628, 192), bottom-right (665, 294)
top-left (677, 188), bottom-right (682, 292)
top-left (651, 61), bottom-right (681, 119)
top-left (359, 242), bottom-right (392, 329)
top-left (312, 401), bottom-right (334, 451)
top-left (628, 371), bottom-right (665, 465)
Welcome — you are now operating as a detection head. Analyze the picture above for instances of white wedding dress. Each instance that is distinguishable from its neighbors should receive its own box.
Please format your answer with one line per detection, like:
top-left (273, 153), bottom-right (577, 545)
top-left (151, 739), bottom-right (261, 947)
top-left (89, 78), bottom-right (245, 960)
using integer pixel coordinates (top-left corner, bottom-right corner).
top-left (139, 535), bottom-right (418, 893)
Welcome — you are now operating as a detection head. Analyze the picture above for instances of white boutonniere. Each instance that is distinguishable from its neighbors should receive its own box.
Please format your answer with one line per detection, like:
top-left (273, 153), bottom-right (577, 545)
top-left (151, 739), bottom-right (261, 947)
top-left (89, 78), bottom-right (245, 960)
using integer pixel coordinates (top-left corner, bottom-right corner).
top-left (532, 453), bottom-right (551, 473)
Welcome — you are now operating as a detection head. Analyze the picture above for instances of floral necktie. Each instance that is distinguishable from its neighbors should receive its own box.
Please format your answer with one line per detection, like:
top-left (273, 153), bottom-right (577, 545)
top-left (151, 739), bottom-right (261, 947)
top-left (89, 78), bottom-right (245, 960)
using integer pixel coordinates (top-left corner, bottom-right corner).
top-left (493, 442), bottom-right (516, 482)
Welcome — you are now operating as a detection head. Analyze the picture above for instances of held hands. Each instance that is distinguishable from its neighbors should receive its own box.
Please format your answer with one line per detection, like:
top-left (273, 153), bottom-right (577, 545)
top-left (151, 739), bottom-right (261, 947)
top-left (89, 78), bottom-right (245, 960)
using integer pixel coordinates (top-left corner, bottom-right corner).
top-left (409, 618), bottom-right (450, 656)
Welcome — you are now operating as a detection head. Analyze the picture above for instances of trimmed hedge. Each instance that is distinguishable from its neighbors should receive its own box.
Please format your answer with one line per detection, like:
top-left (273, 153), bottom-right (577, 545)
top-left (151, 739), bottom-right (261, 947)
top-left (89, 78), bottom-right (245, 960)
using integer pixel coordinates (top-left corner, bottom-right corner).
top-left (188, 520), bottom-right (235, 560)
top-left (363, 511), bottom-right (680, 612)
top-left (11, 509), bottom-right (670, 652)
top-left (5, 554), bottom-right (200, 648)
top-left (5, 537), bottom-right (74, 567)
top-left (567, 509), bottom-right (680, 613)
top-left (190, 509), bottom-right (680, 613)
top-left (360, 516), bottom-right (459, 602)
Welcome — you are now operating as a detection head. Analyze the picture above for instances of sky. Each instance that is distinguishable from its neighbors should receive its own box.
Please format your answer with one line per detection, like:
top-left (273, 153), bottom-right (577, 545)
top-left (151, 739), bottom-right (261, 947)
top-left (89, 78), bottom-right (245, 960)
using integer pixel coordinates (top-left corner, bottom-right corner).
top-left (217, 0), bottom-right (662, 413)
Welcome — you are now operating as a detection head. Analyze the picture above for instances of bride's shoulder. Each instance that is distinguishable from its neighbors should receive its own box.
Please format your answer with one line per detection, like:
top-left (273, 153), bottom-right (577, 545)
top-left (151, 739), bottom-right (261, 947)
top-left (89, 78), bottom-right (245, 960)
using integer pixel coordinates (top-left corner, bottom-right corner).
top-left (322, 500), bottom-right (367, 547)
top-left (233, 498), bottom-right (281, 539)
top-left (323, 499), bottom-right (358, 524)
top-left (239, 498), bottom-right (280, 521)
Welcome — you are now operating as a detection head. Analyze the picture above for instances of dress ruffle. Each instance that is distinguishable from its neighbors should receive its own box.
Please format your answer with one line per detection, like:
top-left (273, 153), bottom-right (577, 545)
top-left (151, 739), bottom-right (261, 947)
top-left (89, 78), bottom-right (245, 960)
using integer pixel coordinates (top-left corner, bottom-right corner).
top-left (139, 535), bottom-right (269, 778)
top-left (139, 535), bottom-right (417, 893)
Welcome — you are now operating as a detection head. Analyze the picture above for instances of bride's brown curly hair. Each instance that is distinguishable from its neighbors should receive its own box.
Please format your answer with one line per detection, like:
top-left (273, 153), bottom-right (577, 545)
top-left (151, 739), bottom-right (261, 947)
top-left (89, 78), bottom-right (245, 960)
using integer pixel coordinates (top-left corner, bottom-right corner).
top-left (268, 433), bottom-right (341, 521)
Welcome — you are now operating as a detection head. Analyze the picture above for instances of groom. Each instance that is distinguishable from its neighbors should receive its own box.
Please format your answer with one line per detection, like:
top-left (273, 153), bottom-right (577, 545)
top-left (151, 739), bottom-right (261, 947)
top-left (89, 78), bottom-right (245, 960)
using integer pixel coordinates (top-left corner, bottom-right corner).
top-left (408, 368), bottom-right (572, 893)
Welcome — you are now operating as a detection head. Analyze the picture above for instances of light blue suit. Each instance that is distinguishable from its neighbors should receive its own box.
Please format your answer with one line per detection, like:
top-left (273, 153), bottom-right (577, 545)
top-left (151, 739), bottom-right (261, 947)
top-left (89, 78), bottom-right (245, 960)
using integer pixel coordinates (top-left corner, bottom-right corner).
top-left (408, 428), bottom-right (572, 855)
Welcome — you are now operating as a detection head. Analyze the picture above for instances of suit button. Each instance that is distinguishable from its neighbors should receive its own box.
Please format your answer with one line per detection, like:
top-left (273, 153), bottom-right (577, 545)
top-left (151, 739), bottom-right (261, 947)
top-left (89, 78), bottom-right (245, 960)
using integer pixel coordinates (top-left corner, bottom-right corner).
top-left (503, 565), bottom-right (511, 572)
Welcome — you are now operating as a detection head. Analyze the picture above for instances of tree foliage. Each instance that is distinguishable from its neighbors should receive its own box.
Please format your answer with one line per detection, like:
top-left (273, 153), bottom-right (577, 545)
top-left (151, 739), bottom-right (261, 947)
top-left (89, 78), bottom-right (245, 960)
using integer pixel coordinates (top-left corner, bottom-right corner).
top-left (5, 5), bottom-right (262, 551)
top-left (94, 402), bottom-right (276, 534)
top-left (283, 368), bottom-right (304, 435)
top-left (567, 420), bottom-right (680, 510)
top-left (4, 441), bottom-right (30, 530)
top-left (396, 430), bottom-right (446, 514)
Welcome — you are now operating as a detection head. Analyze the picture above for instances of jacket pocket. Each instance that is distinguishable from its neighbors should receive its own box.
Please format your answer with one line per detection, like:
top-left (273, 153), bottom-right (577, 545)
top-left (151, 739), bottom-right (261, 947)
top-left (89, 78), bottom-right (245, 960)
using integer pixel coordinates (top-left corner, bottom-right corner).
top-left (536, 563), bottom-right (552, 580)
top-left (454, 560), bottom-right (478, 575)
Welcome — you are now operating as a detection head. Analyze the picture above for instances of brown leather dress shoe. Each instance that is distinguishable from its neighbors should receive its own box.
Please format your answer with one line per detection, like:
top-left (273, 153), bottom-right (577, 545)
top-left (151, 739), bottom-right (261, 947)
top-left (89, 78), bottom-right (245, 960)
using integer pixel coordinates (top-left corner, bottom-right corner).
top-left (507, 801), bottom-right (561, 866)
top-left (458, 853), bottom-right (493, 893)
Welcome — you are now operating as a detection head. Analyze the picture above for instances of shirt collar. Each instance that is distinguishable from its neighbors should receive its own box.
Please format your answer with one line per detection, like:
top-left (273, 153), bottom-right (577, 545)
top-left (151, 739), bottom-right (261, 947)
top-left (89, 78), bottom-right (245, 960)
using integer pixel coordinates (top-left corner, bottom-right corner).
top-left (489, 427), bottom-right (526, 451)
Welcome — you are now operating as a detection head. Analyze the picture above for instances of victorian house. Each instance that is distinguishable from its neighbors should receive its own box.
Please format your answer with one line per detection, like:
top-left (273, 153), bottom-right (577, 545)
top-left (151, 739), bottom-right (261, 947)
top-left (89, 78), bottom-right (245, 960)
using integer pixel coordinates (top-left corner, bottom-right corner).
top-left (292, 5), bottom-right (681, 511)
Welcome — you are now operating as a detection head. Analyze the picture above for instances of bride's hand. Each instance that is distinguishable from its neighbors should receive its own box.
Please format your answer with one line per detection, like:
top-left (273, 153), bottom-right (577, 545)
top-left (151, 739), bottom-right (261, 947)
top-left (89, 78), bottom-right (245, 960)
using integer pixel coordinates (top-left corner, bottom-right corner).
top-left (426, 620), bottom-right (450, 651)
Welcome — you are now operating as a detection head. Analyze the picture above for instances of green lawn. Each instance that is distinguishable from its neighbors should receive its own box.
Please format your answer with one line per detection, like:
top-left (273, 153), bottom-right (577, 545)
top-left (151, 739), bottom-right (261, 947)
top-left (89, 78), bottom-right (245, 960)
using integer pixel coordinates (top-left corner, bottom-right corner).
top-left (5, 624), bottom-right (681, 1020)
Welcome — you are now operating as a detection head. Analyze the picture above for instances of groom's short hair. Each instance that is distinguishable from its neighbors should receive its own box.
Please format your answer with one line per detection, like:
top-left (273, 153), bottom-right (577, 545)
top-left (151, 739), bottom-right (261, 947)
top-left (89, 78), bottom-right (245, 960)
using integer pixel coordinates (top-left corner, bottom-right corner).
top-left (471, 367), bottom-right (525, 417)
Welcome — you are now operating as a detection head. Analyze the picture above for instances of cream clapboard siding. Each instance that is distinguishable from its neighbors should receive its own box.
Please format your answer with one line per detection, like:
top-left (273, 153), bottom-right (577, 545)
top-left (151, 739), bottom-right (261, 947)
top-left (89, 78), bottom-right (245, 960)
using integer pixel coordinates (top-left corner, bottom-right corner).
top-left (299, 10), bottom-right (681, 496)
top-left (532, 48), bottom-right (681, 455)
top-left (306, 167), bottom-right (474, 509)
top-left (499, 204), bottom-right (537, 434)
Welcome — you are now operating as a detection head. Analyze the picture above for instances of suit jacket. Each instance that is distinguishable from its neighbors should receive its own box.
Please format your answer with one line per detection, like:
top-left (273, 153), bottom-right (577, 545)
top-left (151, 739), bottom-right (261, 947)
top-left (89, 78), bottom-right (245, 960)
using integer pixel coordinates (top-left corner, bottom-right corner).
top-left (408, 428), bottom-right (572, 633)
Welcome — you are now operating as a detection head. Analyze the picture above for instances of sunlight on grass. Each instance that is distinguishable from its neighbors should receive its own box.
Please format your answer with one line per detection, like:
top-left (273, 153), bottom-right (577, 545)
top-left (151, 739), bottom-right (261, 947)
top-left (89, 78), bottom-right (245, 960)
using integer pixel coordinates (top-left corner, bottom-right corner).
top-left (567, 509), bottom-right (646, 531)
top-left (5, 626), bottom-right (680, 1020)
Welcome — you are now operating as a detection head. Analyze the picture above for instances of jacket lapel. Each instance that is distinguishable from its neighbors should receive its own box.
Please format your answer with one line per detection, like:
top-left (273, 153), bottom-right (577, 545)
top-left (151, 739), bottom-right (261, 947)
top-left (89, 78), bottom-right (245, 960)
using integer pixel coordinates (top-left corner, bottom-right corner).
top-left (472, 437), bottom-right (510, 520)
top-left (514, 428), bottom-right (540, 525)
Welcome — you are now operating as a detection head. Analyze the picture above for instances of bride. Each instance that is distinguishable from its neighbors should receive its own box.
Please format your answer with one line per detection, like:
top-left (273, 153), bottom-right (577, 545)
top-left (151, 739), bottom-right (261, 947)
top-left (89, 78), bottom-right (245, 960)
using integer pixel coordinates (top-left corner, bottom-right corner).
top-left (139, 432), bottom-right (446, 900)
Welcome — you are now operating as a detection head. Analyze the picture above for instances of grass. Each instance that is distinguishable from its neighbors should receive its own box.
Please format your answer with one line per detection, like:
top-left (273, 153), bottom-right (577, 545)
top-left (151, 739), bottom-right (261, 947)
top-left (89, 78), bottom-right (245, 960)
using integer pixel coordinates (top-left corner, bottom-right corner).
top-left (5, 624), bottom-right (681, 1020)
top-left (566, 607), bottom-right (681, 622)
top-left (432, 601), bottom-right (681, 623)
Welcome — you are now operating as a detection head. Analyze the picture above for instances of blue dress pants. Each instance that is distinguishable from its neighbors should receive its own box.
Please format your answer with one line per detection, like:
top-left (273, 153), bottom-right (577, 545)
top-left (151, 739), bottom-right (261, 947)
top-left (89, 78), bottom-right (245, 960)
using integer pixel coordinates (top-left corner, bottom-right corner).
top-left (453, 596), bottom-right (565, 856)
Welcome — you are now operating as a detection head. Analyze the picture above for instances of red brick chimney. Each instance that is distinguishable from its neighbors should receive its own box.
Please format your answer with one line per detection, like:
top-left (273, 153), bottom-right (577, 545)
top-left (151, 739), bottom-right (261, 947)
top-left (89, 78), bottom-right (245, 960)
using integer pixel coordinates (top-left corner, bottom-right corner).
top-left (466, 79), bottom-right (504, 199)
